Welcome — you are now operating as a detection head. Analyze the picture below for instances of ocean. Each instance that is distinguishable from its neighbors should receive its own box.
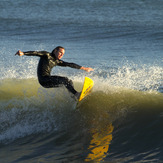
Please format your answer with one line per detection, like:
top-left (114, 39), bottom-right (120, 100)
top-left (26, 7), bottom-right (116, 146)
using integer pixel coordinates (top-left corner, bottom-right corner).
top-left (0, 0), bottom-right (163, 162)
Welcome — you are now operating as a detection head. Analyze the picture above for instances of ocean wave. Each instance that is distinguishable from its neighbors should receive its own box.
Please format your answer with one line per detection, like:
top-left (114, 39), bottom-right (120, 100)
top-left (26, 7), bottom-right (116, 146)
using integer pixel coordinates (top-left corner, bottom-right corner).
top-left (0, 78), bottom-right (162, 144)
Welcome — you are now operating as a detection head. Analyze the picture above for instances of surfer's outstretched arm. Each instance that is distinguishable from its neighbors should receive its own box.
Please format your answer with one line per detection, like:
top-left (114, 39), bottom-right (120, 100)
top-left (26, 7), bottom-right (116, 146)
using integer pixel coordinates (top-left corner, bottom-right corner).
top-left (58, 60), bottom-right (94, 72)
top-left (15, 50), bottom-right (48, 57)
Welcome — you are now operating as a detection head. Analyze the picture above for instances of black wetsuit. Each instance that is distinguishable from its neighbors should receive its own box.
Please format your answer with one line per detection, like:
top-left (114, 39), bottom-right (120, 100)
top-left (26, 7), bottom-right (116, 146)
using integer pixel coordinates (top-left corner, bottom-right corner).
top-left (24, 51), bottom-right (81, 95)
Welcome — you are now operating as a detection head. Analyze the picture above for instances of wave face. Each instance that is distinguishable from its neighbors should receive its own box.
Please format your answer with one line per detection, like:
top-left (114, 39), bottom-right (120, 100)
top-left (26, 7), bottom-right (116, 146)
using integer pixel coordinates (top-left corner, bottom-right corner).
top-left (0, 78), bottom-right (163, 162)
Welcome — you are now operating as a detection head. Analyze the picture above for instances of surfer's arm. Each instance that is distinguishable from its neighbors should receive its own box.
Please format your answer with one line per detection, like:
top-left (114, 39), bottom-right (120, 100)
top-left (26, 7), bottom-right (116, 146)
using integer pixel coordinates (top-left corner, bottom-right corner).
top-left (58, 60), bottom-right (82, 69)
top-left (58, 60), bottom-right (94, 72)
top-left (15, 50), bottom-right (49, 57)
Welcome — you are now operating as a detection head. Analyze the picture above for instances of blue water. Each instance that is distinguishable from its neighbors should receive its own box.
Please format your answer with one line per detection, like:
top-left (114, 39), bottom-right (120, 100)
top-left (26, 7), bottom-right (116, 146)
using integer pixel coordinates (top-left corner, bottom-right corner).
top-left (0, 0), bottom-right (163, 162)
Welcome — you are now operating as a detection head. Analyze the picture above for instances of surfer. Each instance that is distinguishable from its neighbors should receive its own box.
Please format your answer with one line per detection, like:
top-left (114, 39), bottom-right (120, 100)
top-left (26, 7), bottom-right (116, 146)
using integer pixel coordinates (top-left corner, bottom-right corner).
top-left (15, 46), bottom-right (94, 99)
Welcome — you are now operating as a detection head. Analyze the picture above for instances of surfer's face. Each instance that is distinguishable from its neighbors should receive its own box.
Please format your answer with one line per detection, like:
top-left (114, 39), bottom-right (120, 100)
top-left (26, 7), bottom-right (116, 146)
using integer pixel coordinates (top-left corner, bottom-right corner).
top-left (55, 48), bottom-right (65, 59)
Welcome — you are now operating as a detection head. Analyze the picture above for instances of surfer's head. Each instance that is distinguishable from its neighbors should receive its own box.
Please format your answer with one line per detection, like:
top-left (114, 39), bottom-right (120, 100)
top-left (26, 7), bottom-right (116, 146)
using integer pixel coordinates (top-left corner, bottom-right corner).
top-left (52, 46), bottom-right (65, 59)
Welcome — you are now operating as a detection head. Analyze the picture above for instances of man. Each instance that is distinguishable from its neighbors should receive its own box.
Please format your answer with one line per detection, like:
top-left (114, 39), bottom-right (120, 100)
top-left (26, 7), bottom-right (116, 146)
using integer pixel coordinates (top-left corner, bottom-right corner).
top-left (15, 46), bottom-right (94, 99)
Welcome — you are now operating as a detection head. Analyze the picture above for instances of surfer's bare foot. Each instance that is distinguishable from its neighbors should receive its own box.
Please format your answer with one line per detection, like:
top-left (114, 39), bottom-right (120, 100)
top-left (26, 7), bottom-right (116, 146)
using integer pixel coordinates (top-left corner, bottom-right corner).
top-left (75, 92), bottom-right (81, 100)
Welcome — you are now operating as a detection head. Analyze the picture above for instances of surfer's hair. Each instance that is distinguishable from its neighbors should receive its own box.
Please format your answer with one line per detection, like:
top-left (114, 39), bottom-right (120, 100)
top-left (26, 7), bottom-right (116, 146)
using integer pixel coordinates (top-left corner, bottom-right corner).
top-left (52, 46), bottom-right (65, 55)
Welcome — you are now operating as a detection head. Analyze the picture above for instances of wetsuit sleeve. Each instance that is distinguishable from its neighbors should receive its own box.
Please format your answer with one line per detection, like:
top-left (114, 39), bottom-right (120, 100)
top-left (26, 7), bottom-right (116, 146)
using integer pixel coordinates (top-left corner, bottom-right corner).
top-left (23, 51), bottom-right (49, 57)
top-left (58, 60), bottom-right (82, 69)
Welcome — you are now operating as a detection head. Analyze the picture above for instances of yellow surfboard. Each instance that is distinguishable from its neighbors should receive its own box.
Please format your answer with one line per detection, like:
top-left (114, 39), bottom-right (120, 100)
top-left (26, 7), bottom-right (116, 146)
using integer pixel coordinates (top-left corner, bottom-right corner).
top-left (78, 77), bottom-right (94, 102)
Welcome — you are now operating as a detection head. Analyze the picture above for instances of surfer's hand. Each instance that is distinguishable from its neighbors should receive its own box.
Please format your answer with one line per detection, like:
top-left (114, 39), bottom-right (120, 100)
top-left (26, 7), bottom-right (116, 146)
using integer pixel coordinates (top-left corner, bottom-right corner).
top-left (15, 50), bottom-right (24, 56)
top-left (81, 67), bottom-right (94, 72)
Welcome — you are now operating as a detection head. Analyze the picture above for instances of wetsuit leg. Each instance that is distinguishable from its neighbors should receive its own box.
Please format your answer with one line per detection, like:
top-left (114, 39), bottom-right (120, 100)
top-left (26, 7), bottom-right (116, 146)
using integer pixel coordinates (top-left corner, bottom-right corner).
top-left (39, 76), bottom-right (77, 95)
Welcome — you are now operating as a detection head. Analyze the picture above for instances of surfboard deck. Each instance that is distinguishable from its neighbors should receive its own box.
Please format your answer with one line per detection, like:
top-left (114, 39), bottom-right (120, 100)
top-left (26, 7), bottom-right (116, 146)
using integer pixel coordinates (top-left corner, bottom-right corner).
top-left (78, 77), bottom-right (94, 102)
